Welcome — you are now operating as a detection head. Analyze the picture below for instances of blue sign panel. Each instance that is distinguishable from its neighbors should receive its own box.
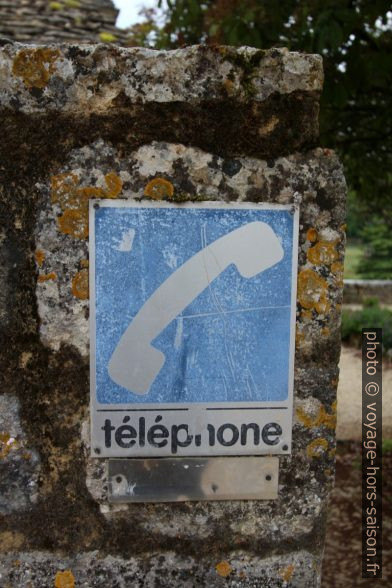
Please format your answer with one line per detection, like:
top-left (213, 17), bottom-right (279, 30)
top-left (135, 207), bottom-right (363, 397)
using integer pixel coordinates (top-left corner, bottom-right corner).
top-left (90, 201), bottom-right (298, 457)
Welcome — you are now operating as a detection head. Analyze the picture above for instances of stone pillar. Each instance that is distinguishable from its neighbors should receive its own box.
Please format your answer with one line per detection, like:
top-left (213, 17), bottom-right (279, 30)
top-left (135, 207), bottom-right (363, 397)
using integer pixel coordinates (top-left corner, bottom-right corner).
top-left (0, 43), bottom-right (346, 586)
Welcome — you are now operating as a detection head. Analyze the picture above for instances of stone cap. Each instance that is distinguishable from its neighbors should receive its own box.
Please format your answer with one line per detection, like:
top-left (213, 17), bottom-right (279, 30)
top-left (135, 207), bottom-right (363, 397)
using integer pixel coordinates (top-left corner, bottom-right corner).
top-left (0, 44), bottom-right (323, 114)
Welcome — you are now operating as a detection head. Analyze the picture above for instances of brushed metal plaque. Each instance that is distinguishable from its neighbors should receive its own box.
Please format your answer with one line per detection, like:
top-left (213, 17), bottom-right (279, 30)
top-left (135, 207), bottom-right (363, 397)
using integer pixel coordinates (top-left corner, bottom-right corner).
top-left (108, 457), bottom-right (278, 502)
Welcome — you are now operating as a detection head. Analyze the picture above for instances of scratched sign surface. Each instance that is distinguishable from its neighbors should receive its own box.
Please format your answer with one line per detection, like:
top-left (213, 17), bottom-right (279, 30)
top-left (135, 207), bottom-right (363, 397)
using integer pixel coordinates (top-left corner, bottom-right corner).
top-left (90, 201), bottom-right (298, 457)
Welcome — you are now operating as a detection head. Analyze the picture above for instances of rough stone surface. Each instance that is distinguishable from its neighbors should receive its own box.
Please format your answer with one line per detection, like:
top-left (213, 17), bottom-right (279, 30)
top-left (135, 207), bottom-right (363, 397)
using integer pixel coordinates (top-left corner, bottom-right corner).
top-left (0, 549), bottom-right (319, 587)
top-left (0, 44), bottom-right (345, 587)
top-left (0, 395), bottom-right (40, 515)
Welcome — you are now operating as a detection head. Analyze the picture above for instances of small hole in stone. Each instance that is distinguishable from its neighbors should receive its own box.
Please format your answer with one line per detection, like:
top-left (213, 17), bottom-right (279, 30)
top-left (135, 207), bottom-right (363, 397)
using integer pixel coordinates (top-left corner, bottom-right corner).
top-left (266, 474), bottom-right (272, 482)
top-left (116, 476), bottom-right (122, 484)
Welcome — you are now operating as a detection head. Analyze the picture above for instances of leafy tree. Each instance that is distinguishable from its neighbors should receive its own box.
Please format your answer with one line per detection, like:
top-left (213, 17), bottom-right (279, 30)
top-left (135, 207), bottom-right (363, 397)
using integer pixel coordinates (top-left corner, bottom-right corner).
top-left (130, 1), bottom-right (392, 276)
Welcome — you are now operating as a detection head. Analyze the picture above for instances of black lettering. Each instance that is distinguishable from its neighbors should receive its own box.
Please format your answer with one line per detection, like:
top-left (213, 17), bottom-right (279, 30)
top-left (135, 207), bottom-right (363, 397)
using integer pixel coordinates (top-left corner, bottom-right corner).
top-left (115, 425), bottom-right (137, 448)
top-left (240, 423), bottom-right (260, 446)
top-left (101, 419), bottom-right (115, 448)
top-left (147, 424), bottom-right (169, 447)
top-left (171, 424), bottom-right (193, 454)
top-left (217, 423), bottom-right (239, 446)
top-left (262, 422), bottom-right (282, 445)
top-left (139, 417), bottom-right (145, 447)
top-left (207, 424), bottom-right (215, 446)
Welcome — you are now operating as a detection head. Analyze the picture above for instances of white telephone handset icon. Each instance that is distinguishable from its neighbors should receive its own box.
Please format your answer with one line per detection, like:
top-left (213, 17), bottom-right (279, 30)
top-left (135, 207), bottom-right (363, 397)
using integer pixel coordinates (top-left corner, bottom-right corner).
top-left (108, 221), bottom-right (284, 395)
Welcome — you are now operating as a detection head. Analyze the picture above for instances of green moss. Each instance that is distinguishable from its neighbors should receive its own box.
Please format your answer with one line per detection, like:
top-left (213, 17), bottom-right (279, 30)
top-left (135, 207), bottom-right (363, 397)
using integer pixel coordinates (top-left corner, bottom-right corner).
top-left (223, 49), bottom-right (266, 100)
top-left (64, 0), bottom-right (80, 6)
top-left (49, 1), bottom-right (63, 10)
top-left (99, 32), bottom-right (117, 43)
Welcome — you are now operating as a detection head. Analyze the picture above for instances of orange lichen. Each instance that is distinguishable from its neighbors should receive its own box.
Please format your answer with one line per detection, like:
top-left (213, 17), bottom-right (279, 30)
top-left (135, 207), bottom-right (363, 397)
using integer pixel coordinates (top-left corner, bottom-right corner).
top-left (306, 228), bottom-right (318, 243)
top-left (224, 78), bottom-right (235, 95)
top-left (144, 177), bottom-right (174, 200)
top-left (12, 48), bottom-right (59, 88)
top-left (298, 269), bottom-right (329, 313)
top-left (0, 531), bottom-right (24, 552)
top-left (301, 309), bottom-right (313, 323)
top-left (331, 261), bottom-right (344, 287)
top-left (307, 240), bottom-right (339, 266)
top-left (306, 438), bottom-right (328, 458)
top-left (0, 433), bottom-right (18, 459)
top-left (51, 171), bottom-right (122, 239)
top-left (58, 210), bottom-right (88, 240)
top-left (104, 172), bottom-right (123, 198)
top-left (38, 272), bottom-right (57, 282)
top-left (258, 116), bottom-right (279, 136)
top-left (35, 249), bottom-right (45, 267)
top-left (280, 564), bottom-right (295, 582)
top-left (296, 401), bottom-right (336, 430)
top-left (80, 259), bottom-right (89, 268)
top-left (54, 570), bottom-right (75, 588)
top-left (295, 330), bottom-right (305, 348)
top-left (215, 561), bottom-right (233, 578)
top-left (71, 269), bottom-right (89, 300)
top-left (321, 326), bottom-right (330, 336)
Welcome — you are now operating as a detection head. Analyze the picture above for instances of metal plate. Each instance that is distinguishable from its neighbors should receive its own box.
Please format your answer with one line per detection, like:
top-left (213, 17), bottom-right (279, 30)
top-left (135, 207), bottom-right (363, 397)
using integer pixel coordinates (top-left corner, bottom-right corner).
top-left (90, 200), bottom-right (299, 458)
top-left (108, 457), bottom-right (279, 502)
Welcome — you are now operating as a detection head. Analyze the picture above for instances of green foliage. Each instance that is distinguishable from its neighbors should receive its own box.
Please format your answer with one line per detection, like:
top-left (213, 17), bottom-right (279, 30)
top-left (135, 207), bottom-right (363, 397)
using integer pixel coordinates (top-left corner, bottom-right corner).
top-left (342, 298), bottom-right (392, 352)
top-left (99, 32), bottom-right (117, 43)
top-left (49, 1), bottom-right (63, 10)
top-left (344, 241), bottom-right (365, 278)
top-left (145, 0), bottom-right (392, 243)
top-left (358, 218), bottom-right (392, 278)
top-left (382, 439), bottom-right (392, 454)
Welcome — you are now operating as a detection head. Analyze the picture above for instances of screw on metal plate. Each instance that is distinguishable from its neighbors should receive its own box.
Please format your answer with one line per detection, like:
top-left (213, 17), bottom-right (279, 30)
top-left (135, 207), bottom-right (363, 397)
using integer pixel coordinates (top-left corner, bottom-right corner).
top-left (93, 202), bottom-right (100, 209)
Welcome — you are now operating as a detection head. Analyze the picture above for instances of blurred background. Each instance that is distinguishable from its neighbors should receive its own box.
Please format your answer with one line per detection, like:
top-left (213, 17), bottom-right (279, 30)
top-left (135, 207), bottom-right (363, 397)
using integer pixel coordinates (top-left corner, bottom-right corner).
top-left (1, 1), bottom-right (391, 585)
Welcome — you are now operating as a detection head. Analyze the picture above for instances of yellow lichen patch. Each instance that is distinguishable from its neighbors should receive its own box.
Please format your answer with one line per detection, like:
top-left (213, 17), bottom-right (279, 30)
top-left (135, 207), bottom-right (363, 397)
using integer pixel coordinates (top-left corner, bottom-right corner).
top-left (12, 48), bottom-right (59, 89)
top-left (306, 438), bottom-right (328, 458)
top-left (104, 172), bottom-right (123, 198)
top-left (51, 171), bottom-right (122, 239)
top-left (0, 433), bottom-right (19, 459)
top-left (0, 531), bottom-right (24, 552)
top-left (80, 259), bottom-right (89, 268)
top-left (307, 240), bottom-right (339, 266)
top-left (54, 570), bottom-right (75, 588)
top-left (38, 272), bottom-right (57, 283)
top-left (297, 269), bottom-right (329, 313)
top-left (295, 329), bottom-right (305, 349)
top-left (321, 326), bottom-right (330, 336)
top-left (296, 402), bottom-right (336, 430)
top-left (331, 261), bottom-right (344, 287)
top-left (58, 210), bottom-right (88, 240)
top-left (215, 561), bottom-right (233, 578)
top-left (144, 177), bottom-right (174, 200)
top-left (258, 115), bottom-right (279, 135)
top-left (35, 249), bottom-right (45, 267)
top-left (71, 269), bottom-right (89, 300)
top-left (280, 564), bottom-right (295, 582)
top-left (51, 172), bottom-right (80, 207)
top-left (301, 309), bottom-right (313, 323)
top-left (224, 78), bottom-right (235, 95)
top-left (306, 228), bottom-right (318, 243)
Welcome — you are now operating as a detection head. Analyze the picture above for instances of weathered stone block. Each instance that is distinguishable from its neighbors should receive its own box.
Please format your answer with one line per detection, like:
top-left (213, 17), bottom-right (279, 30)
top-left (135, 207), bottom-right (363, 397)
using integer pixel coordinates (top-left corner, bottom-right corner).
top-left (0, 43), bottom-right (345, 587)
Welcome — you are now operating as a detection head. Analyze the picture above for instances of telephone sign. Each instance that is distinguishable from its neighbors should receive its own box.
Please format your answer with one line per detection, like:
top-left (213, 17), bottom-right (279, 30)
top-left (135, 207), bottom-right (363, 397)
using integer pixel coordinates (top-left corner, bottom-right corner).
top-left (90, 200), bottom-right (298, 457)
